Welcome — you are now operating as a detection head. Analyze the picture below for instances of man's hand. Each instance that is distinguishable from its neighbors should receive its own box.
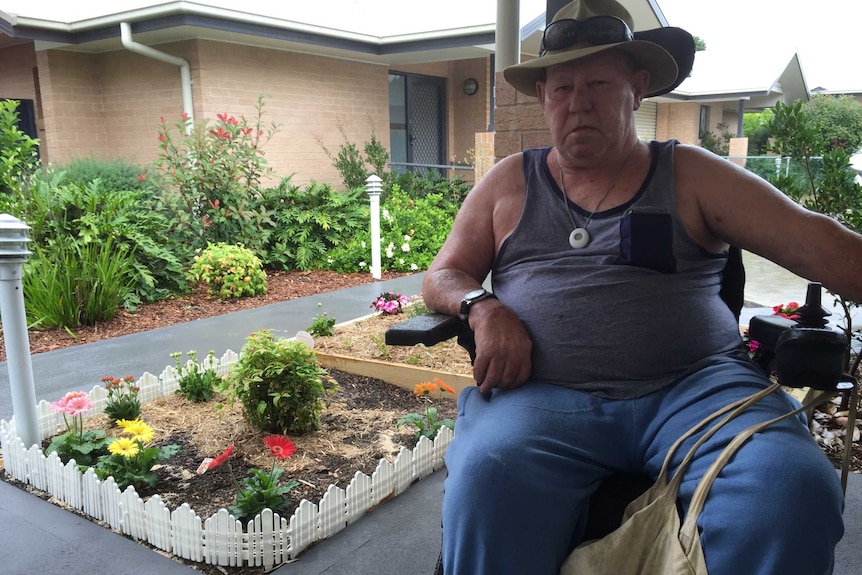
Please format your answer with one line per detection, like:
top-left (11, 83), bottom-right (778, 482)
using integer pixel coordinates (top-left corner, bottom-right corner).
top-left (468, 301), bottom-right (532, 393)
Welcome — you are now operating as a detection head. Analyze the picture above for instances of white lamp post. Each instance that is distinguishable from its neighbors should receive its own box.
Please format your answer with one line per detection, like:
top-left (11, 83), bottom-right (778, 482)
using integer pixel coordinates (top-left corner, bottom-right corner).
top-left (366, 175), bottom-right (383, 280)
top-left (0, 214), bottom-right (38, 448)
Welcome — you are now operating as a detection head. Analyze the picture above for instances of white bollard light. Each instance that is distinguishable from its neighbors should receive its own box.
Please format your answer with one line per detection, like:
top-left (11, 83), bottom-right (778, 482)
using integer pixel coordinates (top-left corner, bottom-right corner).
top-left (0, 214), bottom-right (38, 448)
top-left (366, 174), bottom-right (383, 280)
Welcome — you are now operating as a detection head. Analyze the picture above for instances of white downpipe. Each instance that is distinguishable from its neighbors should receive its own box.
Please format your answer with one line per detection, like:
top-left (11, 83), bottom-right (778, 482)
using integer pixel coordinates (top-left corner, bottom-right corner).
top-left (120, 22), bottom-right (194, 131)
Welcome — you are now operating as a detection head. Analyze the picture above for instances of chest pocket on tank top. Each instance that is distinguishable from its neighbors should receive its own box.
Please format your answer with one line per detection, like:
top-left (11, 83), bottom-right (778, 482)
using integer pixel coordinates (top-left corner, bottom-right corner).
top-left (616, 210), bottom-right (677, 274)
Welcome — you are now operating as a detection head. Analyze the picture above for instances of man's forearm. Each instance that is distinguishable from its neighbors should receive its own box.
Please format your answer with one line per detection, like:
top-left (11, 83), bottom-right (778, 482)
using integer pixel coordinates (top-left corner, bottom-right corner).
top-left (422, 268), bottom-right (485, 316)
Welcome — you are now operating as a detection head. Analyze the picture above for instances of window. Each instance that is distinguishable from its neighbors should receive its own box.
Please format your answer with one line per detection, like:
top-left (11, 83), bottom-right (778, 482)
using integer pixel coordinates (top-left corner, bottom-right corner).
top-left (698, 105), bottom-right (709, 139)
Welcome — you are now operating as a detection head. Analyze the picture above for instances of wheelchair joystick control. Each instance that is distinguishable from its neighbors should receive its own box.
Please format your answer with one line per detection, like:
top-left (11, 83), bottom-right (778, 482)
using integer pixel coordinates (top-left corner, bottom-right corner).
top-left (795, 281), bottom-right (830, 328)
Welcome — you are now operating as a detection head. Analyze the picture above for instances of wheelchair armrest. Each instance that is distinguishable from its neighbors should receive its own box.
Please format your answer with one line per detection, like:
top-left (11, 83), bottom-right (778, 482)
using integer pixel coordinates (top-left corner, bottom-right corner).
top-left (384, 313), bottom-right (464, 347)
top-left (385, 312), bottom-right (477, 362)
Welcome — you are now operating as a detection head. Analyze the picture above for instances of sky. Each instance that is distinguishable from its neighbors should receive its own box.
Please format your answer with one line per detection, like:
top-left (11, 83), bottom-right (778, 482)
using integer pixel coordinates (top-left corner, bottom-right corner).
top-left (655, 0), bottom-right (862, 91)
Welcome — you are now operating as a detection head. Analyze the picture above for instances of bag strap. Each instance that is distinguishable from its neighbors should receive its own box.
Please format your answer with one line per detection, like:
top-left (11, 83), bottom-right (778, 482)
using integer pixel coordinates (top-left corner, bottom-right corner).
top-left (656, 383), bottom-right (781, 492)
top-left (677, 389), bottom-right (825, 551)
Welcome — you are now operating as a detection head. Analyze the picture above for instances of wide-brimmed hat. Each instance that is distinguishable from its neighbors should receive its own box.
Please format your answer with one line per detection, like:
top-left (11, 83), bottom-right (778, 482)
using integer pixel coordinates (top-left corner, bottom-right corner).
top-left (503, 0), bottom-right (695, 98)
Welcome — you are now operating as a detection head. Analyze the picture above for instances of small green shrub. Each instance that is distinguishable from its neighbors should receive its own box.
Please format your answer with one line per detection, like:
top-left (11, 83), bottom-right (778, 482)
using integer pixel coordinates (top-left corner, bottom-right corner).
top-left (255, 179), bottom-right (367, 271)
top-left (172, 350), bottom-right (220, 403)
top-left (307, 303), bottom-right (336, 337)
top-left (188, 243), bottom-right (267, 300)
top-left (54, 157), bottom-right (157, 194)
top-left (221, 330), bottom-right (337, 434)
top-left (102, 375), bottom-right (142, 423)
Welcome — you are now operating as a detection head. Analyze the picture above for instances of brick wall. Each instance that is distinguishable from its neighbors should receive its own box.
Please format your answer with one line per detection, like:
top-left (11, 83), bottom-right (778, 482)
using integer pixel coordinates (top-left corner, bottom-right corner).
top-left (656, 101), bottom-right (701, 144)
top-left (98, 41), bottom-right (194, 165)
top-left (0, 44), bottom-right (38, 101)
top-left (493, 71), bottom-right (550, 162)
top-left (35, 50), bottom-right (108, 166)
top-left (196, 40), bottom-right (390, 187)
top-left (18, 38), bottom-right (492, 187)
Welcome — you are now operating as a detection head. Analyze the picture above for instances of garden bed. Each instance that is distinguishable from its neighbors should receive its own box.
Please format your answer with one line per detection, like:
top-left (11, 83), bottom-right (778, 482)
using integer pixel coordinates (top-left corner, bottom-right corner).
top-left (0, 329), bottom-right (464, 574)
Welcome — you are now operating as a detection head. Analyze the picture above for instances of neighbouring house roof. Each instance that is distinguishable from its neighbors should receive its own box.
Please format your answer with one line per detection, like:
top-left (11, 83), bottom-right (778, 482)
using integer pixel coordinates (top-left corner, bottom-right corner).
top-left (654, 49), bottom-right (809, 111)
top-left (0, 0), bottom-right (665, 66)
top-left (0, 0), bottom-right (504, 66)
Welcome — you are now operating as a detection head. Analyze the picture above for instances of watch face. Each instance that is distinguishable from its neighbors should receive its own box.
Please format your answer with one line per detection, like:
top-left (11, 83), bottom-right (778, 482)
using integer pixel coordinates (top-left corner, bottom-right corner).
top-left (463, 289), bottom-right (487, 302)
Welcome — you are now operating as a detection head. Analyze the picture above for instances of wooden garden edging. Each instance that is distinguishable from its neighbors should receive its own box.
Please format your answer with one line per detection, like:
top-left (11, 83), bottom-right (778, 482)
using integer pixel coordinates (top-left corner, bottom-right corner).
top-left (0, 349), bottom-right (453, 569)
top-left (315, 351), bottom-right (474, 395)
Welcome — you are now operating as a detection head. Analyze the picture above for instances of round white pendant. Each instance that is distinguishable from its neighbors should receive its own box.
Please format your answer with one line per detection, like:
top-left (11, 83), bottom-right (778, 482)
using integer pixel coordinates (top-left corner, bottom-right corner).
top-left (569, 227), bottom-right (590, 249)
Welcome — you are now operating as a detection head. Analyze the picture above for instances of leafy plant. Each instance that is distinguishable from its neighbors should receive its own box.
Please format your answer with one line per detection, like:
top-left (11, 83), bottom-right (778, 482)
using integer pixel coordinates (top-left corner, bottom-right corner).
top-left (188, 242), bottom-right (268, 300)
top-left (221, 330), bottom-right (338, 434)
top-left (11, 171), bottom-right (187, 303)
top-left (255, 178), bottom-right (367, 271)
top-left (102, 375), bottom-right (141, 423)
top-left (154, 97), bottom-right (278, 255)
top-left (699, 122), bottom-right (733, 156)
top-left (22, 238), bottom-right (137, 329)
top-left (232, 435), bottom-right (299, 521)
top-left (54, 157), bottom-right (157, 194)
top-left (321, 122), bottom-right (390, 190)
top-left (45, 391), bottom-right (109, 466)
top-left (172, 350), bottom-right (220, 403)
top-left (92, 419), bottom-right (181, 490)
top-left (370, 335), bottom-right (390, 359)
top-left (371, 291), bottom-right (408, 315)
top-left (404, 295), bottom-right (431, 318)
top-left (307, 303), bottom-right (336, 337)
top-left (0, 99), bottom-right (39, 200)
top-left (397, 379), bottom-right (456, 444)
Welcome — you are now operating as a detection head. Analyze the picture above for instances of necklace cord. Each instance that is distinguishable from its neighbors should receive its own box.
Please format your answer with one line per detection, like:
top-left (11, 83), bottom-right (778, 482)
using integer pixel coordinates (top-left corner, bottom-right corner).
top-left (558, 140), bottom-right (640, 233)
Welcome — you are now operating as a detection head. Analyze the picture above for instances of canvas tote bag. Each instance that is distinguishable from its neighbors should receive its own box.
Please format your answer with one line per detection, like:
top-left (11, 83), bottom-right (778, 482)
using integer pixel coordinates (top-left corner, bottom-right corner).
top-left (560, 382), bottom-right (811, 575)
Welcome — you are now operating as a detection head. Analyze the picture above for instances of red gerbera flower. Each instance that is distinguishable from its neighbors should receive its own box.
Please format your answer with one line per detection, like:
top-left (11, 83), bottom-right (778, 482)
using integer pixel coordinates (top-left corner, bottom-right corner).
top-left (263, 435), bottom-right (296, 460)
top-left (209, 445), bottom-right (235, 470)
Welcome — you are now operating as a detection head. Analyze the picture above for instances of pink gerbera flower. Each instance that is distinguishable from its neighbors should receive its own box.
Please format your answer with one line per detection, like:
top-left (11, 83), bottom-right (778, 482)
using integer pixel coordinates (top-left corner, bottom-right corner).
top-left (50, 391), bottom-right (92, 415)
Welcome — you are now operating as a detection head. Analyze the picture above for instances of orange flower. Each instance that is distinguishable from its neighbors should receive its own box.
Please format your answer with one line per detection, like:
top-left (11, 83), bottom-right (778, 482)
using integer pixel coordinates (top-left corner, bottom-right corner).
top-left (210, 445), bottom-right (235, 470)
top-left (414, 382), bottom-right (438, 396)
top-left (434, 378), bottom-right (456, 395)
top-left (263, 435), bottom-right (296, 460)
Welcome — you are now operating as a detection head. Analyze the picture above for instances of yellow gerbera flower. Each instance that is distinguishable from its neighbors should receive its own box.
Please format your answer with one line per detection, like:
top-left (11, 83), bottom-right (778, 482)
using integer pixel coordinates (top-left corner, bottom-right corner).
top-left (121, 420), bottom-right (154, 443)
top-left (108, 437), bottom-right (140, 458)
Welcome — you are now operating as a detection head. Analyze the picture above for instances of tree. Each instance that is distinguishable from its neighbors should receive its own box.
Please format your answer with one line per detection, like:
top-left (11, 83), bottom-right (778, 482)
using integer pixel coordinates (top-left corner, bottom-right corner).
top-left (767, 99), bottom-right (862, 371)
top-left (742, 109), bottom-right (773, 155)
top-left (806, 94), bottom-right (862, 154)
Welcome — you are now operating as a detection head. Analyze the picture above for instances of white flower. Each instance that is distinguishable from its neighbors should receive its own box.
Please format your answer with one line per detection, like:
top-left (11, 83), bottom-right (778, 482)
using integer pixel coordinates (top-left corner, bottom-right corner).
top-left (399, 258), bottom-right (405, 265)
top-left (382, 208), bottom-right (393, 222)
top-left (385, 243), bottom-right (395, 258)
top-left (401, 243), bottom-right (410, 252)
top-left (361, 241), bottom-right (366, 248)
top-left (410, 263), bottom-right (418, 270)
top-left (359, 261), bottom-right (367, 267)
top-left (327, 257), bottom-right (333, 263)
top-left (403, 235), bottom-right (411, 241)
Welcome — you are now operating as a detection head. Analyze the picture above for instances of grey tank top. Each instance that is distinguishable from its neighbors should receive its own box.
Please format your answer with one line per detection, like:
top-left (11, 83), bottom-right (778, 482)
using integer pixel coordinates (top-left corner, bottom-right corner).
top-left (492, 141), bottom-right (745, 399)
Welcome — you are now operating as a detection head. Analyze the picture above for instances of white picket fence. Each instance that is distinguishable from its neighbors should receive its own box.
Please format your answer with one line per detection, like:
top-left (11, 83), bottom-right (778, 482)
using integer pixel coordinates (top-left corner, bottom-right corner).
top-left (0, 349), bottom-right (452, 569)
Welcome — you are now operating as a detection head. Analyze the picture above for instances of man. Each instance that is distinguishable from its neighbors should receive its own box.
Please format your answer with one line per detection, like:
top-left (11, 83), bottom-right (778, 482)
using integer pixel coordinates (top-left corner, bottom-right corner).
top-left (422, 0), bottom-right (860, 573)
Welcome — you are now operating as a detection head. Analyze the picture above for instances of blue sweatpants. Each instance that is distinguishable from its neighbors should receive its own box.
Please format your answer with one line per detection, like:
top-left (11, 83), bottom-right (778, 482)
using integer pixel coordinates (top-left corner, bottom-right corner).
top-left (442, 359), bottom-right (844, 575)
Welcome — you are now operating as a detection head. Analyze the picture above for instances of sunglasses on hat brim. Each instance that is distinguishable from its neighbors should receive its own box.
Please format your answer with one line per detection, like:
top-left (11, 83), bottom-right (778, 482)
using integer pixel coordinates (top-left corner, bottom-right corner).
top-left (540, 16), bottom-right (634, 57)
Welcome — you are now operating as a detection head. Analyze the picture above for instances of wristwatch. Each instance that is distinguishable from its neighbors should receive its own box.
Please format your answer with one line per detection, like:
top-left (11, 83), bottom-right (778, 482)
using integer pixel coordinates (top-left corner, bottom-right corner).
top-left (459, 288), bottom-right (496, 326)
